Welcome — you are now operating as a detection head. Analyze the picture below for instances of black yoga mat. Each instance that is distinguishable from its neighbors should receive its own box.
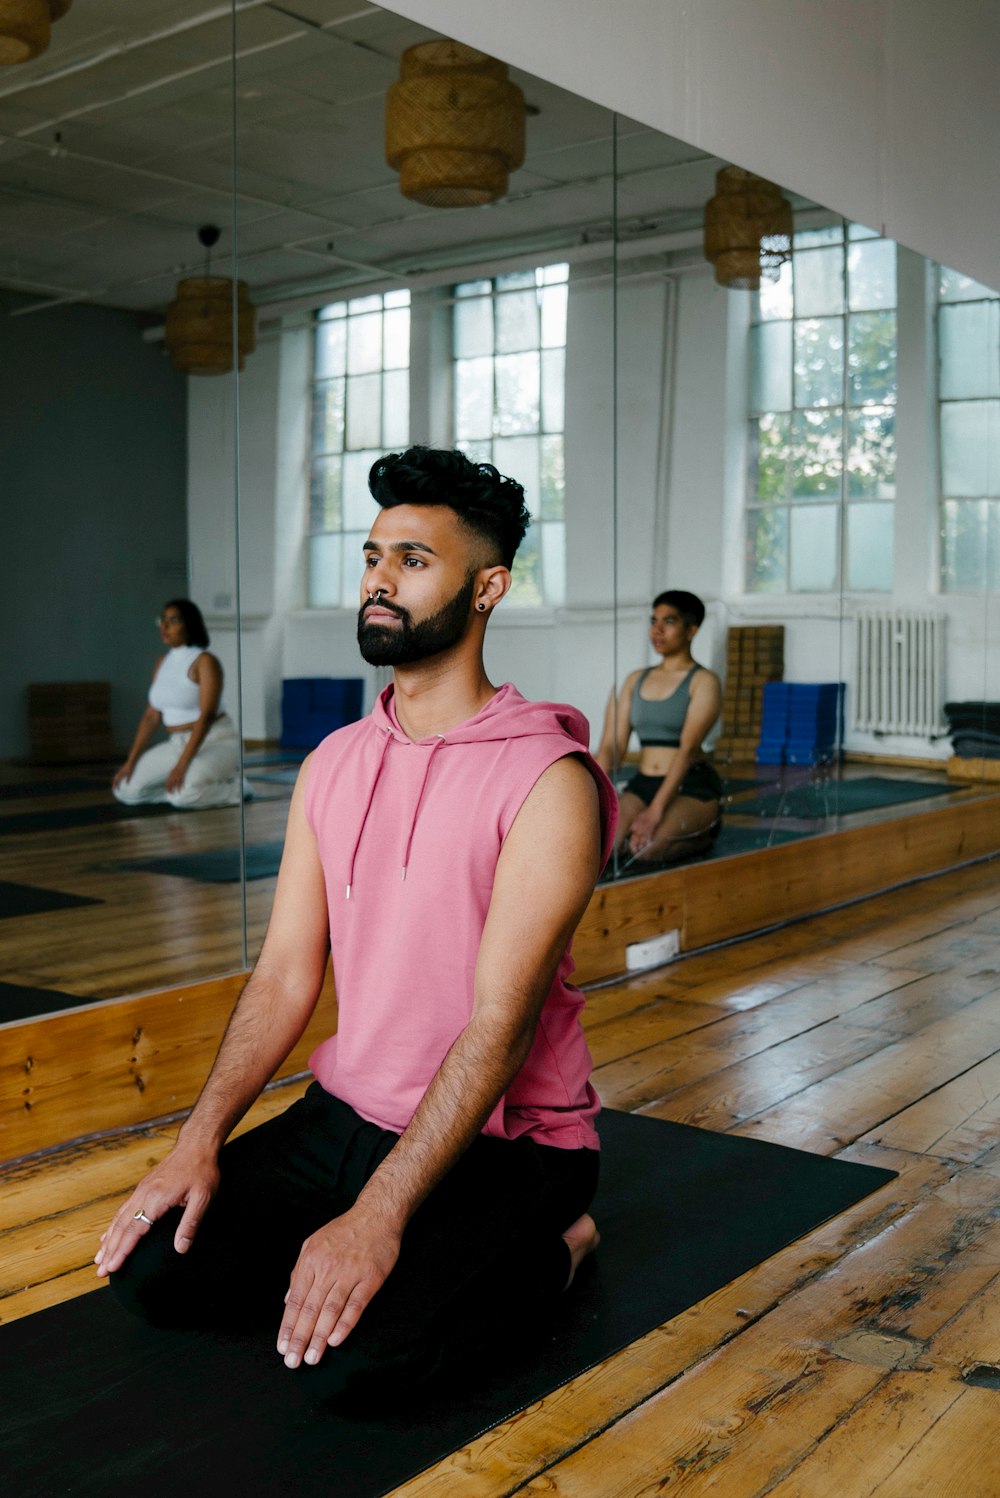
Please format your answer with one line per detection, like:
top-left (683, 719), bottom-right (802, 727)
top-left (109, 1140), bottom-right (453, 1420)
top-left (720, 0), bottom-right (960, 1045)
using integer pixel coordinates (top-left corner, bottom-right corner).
top-left (0, 979), bottom-right (95, 1022)
top-left (0, 1110), bottom-right (894, 1498)
top-left (116, 841), bottom-right (284, 883)
top-left (0, 880), bottom-right (102, 921)
top-left (0, 802), bottom-right (176, 837)
top-left (733, 775), bottom-right (960, 821)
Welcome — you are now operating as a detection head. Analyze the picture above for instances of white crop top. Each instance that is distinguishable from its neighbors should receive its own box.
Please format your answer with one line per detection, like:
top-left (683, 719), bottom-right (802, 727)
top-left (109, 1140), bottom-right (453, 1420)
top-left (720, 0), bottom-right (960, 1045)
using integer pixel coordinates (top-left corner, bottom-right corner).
top-left (149, 645), bottom-right (226, 727)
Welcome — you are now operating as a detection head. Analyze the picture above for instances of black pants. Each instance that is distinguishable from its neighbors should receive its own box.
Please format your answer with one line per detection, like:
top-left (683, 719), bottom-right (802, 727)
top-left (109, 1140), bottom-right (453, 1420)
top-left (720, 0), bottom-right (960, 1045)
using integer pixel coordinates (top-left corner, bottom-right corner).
top-left (110, 1084), bottom-right (598, 1400)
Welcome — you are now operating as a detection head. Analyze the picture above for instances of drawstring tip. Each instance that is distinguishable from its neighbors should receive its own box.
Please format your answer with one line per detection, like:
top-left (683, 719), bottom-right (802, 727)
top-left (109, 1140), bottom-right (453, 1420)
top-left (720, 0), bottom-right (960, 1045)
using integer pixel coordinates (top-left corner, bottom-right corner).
top-left (400, 866), bottom-right (407, 882)
top-left (345, 885), bottom-right (352, 900)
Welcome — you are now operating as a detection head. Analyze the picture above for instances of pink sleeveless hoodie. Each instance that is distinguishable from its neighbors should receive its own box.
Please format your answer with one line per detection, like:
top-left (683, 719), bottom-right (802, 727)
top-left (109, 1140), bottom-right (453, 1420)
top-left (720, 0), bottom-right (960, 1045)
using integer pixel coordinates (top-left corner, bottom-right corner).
top-left (305, 682), bottom-right (617, 1150)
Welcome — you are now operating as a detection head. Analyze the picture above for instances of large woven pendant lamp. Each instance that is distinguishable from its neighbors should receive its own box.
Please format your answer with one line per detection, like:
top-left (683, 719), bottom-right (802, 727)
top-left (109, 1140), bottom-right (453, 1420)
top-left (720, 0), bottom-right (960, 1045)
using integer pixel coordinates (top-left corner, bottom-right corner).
top-left (163, 226), bottom-right (257, 377)
top-left (0, 0), bottom-right (72, 66)
top-left (704, 167), bottom-right (792, 290)
top-left (385, 39), bottom-right (525, 208)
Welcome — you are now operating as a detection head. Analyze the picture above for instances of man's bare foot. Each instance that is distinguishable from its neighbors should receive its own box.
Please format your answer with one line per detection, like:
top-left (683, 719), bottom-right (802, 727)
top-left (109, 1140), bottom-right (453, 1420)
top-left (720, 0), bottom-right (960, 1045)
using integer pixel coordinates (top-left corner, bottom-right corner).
top-left (562, 1212), bottom-right (600, 1289)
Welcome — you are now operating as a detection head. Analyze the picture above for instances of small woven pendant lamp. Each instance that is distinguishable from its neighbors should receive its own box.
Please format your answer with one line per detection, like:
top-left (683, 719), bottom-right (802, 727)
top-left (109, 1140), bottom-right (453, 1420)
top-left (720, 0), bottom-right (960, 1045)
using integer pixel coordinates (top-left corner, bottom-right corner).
top-left (163, 227), bottom-right (257, 376)
top-left (385, 39), bottom-right (525, 208)
top-left (0, 0), bottom-right (72, 66)
top-left (704, 167), bottom-right (792, 290)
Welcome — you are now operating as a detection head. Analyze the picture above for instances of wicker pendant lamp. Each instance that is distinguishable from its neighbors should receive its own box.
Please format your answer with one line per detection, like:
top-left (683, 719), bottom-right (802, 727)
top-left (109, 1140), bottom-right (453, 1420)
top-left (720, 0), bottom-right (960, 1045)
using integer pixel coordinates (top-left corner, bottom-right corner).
top-left (163, 227), bottom-right (257, 377)
top-left (385, 39), bottom-right (525, 208)
top-left (704, 167), bottom-right (792, 290)
top-left (0, 0), bottom-right (72, 66)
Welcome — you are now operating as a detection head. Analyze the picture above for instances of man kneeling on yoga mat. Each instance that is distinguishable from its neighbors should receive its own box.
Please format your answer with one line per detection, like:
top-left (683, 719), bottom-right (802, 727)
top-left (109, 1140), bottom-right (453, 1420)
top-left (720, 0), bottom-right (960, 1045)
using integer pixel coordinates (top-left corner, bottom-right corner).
top-left (96, 446), bottom-right (617, 1397)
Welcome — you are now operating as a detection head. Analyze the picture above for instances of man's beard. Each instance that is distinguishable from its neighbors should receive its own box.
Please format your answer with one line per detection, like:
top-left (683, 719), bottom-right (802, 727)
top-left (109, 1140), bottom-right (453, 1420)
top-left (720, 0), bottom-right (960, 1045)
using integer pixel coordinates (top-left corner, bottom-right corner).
top-left (356, 572), bottom-right (477, 666)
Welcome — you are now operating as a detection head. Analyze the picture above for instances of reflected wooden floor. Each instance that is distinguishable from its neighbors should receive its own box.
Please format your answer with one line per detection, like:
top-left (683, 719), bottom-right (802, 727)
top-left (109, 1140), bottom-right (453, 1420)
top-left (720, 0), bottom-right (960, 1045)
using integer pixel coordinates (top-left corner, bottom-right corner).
top-left (4, 857), bottom-right (1000, 1494)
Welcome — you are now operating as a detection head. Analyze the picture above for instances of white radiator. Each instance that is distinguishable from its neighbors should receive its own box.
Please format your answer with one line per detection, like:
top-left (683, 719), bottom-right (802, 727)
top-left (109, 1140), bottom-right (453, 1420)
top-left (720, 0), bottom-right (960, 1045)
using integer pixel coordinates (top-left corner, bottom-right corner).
top-left (854, 610), bottom-right (946, 737)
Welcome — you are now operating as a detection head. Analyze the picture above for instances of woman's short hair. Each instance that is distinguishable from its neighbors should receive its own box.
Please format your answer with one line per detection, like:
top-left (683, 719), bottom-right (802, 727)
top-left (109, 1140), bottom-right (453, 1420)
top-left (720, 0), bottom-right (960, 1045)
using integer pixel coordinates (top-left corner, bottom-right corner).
top-left (653, 589), bottom-right (706, 629)
top-left (164, 598), bottom-right (210, 648)
top-left (368, 446), bottom-right (531, 570)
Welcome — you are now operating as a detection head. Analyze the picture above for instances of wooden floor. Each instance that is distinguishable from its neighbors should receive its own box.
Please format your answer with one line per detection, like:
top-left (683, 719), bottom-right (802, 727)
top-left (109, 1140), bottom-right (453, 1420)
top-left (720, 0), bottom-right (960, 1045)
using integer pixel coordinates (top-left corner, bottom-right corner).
top-left (4, 857), bottom-right (1000, 1494)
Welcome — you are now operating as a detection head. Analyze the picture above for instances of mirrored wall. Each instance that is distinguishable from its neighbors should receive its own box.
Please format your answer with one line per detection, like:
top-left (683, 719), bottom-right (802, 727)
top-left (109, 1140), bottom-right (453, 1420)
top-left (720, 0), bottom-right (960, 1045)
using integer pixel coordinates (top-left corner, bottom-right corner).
top-left (1, 0), bottom-right (997, 1024)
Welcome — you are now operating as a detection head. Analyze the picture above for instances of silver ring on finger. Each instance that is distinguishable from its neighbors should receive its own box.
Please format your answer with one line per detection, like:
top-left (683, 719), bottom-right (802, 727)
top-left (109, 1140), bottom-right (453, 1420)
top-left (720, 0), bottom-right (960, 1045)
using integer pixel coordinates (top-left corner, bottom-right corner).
top-left (133, 1208), bottom-right (154, 1226)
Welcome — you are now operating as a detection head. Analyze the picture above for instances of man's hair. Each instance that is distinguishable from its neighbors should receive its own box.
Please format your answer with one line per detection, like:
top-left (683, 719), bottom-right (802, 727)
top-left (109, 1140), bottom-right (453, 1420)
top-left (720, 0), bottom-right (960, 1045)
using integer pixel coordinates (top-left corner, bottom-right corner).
top-left (163, 598), bottom-right (210, 648)
top-left (653, 589), bottom-right (706, 629)
top-left (368, 446), bottom-right (531, 570)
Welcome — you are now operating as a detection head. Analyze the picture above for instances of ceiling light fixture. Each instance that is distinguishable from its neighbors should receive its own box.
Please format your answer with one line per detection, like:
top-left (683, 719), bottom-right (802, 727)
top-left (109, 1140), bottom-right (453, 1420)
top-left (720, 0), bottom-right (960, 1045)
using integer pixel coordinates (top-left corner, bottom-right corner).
top-left (0, 0), bottom-right (72, 66)
top-left (163, 225), bottom-right (256, 377)
top-left (385, 39), bottom-right (525, 208)
top-left (703, 166), bottom-right (792, 290)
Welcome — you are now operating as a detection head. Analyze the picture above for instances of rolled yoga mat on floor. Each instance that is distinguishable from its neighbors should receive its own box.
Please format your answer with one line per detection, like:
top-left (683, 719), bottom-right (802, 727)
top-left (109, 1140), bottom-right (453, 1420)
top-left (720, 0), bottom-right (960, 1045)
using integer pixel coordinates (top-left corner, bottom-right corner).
top-left (0, 1109), bottom-right (895, 1498)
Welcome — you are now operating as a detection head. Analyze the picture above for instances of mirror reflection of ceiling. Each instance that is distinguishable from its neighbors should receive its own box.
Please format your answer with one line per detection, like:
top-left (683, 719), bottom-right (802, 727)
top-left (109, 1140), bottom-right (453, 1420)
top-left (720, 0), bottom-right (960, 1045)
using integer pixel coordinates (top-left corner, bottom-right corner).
top-left (0, 0), bottom-right (818, 315)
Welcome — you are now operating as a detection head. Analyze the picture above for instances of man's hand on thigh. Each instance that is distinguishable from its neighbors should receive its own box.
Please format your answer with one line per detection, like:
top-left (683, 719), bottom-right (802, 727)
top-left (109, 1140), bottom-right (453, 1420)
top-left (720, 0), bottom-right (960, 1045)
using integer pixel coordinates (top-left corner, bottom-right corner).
top-left (277, 1204), bottom-right (401, 1369)
top-left (95, 1143), bottom-right (221, 1276)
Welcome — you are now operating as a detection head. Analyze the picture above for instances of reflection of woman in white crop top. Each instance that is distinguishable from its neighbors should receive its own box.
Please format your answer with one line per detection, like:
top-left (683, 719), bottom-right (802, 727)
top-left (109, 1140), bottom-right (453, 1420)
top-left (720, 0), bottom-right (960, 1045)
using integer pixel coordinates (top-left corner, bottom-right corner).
top-left (595, 589), bottom-right (722, 866)
top-left (112, 599), bottom-right (243, 810)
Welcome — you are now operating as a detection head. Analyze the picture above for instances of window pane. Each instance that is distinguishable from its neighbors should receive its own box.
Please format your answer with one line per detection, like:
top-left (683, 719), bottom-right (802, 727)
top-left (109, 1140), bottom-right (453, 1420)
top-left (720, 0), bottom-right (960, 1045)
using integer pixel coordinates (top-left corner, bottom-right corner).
top-left (789, 504), bottom-right (838, 591)
top-left (794, 247), bottom-right (844, 316)
top-left (345, 371), bottom-right (382, 450)
top-left (940, 301), bottom-right (1000, 400)
top-left (493, 436), bottom-right (540, 517)
top-left (308, 532), bottom-right (343, 608)
top-left (495, 270), bottom-right (536, 291)
top-left (347, 311), bottom-right (382, 374)
top-left (318, 303), bottom-right (346, 320)
top-left (794, 318), bottom-right (844, 406)
top-left (496, 289), bottom-right (540, 353)
top-left (847, 406), bottom-right (895, 497)
top-left (540, 283), bottom-right (568, 348)
top-left (507, 521), bottom-right (543, 604)
top-left (849, 311), bottom-right (896, 404)
top-left (540, 434), bottom-right (565, 520)
top-left (383, 368), bottom-right (409, 449)
top-left (340, 530), bottom-right (368, 605)
top-left (454, 295), bottom-right (494, 359)
top-left (495, 351), bottom-right (540, 435)
top-left (757, 258), bottom-right (792, 321)
top-left (747, 506), bottom-right (788, 591)
top-left (989, 503), bottom-right (1000, 593)
top-left (847, 503), bottom-right (894, 590)
top-left (848, 222), bottom-right (879, 240)
top-left (342, 451), bottom-right (380, 530)
top-left (794, 226), bottom-right (843, 248)
top-left (939, 266), bottom-right (999, 303)
top-left (848, 239), bottom-right (896, 310)
top-left (312, 379), bottom-right (345, 455)
top-left (310, 456), bottom-right (342, 533)
top-left (541, 348), bottom-right (565, 432)
top-left (540, 263), bottom-right (569, 285)
top-left (382, 306), bottom-right (410, 370)
top-left (383, 288), bottom-right (409, 309)
top-left (348, 294), bottom-right (382, 315)
top-left (749, 413), bottom-right (791, 501)
top-left (458, 438), bottom-right (492, 464)
top-left (942, 400), bottom-right (1000, 496)
top-left (315, 319), bottom-right (347, 379)
top-left (941, 499), bottom-right (988, 592)
top-left (541, 521), bottom-right (566, 607)
top-left (750, 321), bottom-right (792, 412)
top-left (454, 357), bottom-right (493, 440)
top-left (791, 408), bottom-right (842, 498)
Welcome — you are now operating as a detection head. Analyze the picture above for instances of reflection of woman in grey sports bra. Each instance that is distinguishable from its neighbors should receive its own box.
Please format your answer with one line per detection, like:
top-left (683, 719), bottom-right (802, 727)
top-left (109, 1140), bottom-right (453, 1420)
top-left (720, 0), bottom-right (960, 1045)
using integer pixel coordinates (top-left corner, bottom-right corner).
top-left (595, 589), bottom-right (722, 866)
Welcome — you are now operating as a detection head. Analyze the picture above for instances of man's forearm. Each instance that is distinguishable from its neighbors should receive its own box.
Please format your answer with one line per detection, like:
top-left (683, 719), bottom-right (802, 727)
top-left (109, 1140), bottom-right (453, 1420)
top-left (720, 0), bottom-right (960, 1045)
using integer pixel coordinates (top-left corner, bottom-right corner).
top-left (354, 1009), bottom-right (535, 1233)
top-left (178, 966), bottom-right (320, 1154)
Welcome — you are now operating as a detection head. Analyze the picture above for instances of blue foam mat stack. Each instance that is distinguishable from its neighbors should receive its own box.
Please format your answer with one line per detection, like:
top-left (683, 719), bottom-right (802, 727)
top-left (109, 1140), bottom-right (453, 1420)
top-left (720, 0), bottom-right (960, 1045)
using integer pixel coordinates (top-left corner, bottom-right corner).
top-left (280, 678), bottom-right (364, 750)
top-left (757, 682), bottom-right (845, 766)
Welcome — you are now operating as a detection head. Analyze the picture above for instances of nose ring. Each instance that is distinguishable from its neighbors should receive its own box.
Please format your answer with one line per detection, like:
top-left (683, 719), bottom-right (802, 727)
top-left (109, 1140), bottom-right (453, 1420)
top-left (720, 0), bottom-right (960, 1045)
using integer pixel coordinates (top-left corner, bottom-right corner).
top-left (368, 588), bottom-right (384, 601)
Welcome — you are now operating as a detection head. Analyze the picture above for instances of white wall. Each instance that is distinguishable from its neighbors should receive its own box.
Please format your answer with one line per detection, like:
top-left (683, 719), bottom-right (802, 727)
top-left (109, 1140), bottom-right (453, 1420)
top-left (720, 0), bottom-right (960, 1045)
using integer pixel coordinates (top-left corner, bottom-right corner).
top-left (388, 0), bottom-right (1000, 294)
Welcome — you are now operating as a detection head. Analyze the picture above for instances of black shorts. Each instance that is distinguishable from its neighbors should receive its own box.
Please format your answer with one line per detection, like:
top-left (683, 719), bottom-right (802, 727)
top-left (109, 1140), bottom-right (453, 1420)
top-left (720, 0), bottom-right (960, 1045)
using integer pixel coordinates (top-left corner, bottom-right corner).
top-left (625, 760), bottom-right (723, 806)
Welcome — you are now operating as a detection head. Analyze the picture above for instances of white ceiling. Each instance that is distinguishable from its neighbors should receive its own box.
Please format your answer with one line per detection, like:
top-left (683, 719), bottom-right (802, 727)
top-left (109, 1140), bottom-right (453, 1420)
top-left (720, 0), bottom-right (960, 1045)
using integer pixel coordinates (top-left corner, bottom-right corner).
top-left (0, 0), bottom-right (813, 315)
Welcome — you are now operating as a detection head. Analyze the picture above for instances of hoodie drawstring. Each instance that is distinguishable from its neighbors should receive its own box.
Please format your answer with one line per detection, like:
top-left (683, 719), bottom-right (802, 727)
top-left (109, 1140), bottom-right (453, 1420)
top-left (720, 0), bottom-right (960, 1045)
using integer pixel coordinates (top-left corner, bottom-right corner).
top-left (345, 728), bottom-right (392, 899)
top-left (400, 734), bottom-right (446, 883)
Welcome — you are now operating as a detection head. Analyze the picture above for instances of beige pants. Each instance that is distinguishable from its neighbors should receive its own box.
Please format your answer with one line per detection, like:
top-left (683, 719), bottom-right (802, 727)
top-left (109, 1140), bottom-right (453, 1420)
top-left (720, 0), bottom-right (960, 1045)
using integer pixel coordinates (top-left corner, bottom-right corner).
top-left (113, 716), bottom-right (243, 810)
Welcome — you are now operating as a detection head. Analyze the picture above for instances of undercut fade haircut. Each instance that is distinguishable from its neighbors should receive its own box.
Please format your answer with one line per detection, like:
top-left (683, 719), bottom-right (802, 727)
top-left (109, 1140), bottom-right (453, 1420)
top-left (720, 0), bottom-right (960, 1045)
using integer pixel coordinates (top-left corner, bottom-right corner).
top-left (163, 598), bottom-right (210, 648)
top-left (653, 589), bottom-right (706, 629)
top-left (368, 446), bottom-right (531, 570)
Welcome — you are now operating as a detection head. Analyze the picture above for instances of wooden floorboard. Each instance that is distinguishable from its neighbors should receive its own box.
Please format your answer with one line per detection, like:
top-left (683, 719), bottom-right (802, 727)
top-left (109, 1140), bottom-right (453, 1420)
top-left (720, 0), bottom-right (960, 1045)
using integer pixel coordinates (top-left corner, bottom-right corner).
top-left (2, 858), bottom-right (1000, 1493)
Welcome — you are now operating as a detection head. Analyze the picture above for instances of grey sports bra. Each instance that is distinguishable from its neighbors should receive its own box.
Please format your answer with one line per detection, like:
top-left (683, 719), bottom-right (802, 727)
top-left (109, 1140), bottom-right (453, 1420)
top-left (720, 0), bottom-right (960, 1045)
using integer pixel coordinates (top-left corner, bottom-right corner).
top-left (631, 664), bottom-right (701, 747)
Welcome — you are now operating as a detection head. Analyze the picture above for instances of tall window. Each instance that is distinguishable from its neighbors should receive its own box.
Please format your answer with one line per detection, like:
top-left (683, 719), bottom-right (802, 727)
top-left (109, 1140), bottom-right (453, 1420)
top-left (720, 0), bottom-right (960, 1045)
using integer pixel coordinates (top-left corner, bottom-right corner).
top-left (452, 265), bottom-right (568, 606)
top-left (308, 291), bottom-right (410, 607)
top-left (938, 267), bottom-right (1000, 592)
top-left (746, 224), bottom-right (897, 593)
